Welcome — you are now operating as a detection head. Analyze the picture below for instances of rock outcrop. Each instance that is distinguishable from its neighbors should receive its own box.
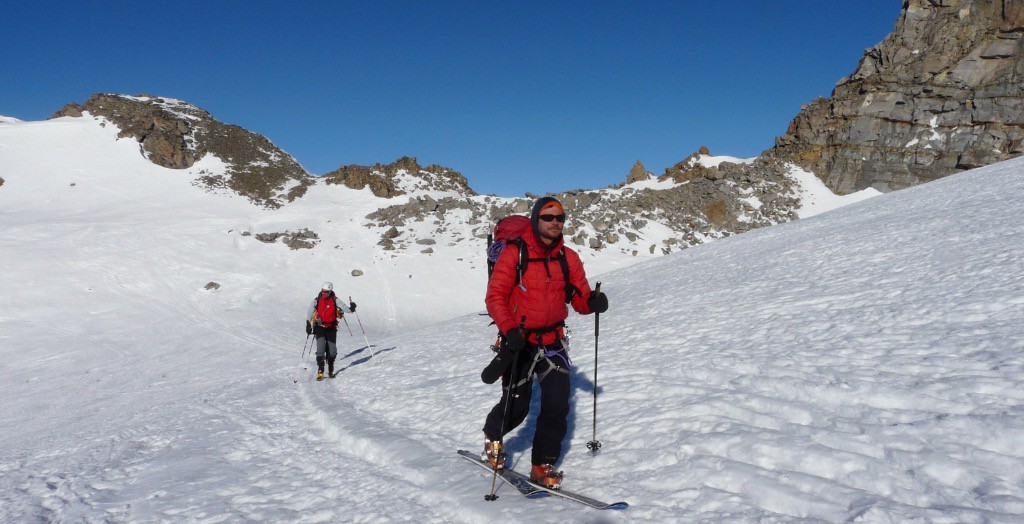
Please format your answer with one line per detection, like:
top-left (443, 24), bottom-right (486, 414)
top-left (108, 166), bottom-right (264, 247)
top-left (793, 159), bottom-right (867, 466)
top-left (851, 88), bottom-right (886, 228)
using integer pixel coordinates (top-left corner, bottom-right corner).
top-left (323, 156), bottom-right (474, 198)
top-left (367, 151), bottom-right (802, 256)
top-left (53, 94), bottom-right (312, 207)
top-left (626, 160), bottom-right (653, 184)
top-left (771, 0), bottom-right (1024, 194)
top-left (253, 228), bottom-right (320, 250)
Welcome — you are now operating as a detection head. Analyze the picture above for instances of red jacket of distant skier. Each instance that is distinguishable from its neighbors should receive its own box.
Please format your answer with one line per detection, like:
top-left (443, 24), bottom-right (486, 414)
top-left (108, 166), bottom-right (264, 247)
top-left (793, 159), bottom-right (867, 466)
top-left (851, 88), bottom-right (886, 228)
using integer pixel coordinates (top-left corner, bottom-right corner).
top-left (317, 295), bottom-right (338, 327)
top-left (486, 231), bottom-right (593, 345)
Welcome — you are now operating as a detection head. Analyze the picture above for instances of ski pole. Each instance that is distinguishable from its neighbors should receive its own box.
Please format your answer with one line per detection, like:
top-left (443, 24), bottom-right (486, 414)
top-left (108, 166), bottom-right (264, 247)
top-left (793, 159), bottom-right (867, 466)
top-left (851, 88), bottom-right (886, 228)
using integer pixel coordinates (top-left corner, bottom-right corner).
top-left (587, 282), bottom-right (602, 453)
top-left (340, 314), bottom-right (354, 337)
top-left (292, 333), bottom-right (312, 384)
top-left (486, 317), bottom-right (526, 501)
top-left (350, 296), bottom-right (375, 361)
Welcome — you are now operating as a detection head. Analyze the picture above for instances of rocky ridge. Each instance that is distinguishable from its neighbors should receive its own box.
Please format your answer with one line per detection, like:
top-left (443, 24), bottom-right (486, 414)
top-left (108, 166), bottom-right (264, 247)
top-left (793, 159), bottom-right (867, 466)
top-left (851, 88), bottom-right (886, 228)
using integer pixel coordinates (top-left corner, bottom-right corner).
top-left (43, 95), bottom-right (836, 261)
top-left (53, 94), bottom-right (313, 208)
top-left (367, 151), bottom-right (803, 257)
top-left (771, 0), bottom-right (1024, 194)
top-left (51, 94), bottom-right (477, 208)
top-left (323, 156), bottom-right (474, 198)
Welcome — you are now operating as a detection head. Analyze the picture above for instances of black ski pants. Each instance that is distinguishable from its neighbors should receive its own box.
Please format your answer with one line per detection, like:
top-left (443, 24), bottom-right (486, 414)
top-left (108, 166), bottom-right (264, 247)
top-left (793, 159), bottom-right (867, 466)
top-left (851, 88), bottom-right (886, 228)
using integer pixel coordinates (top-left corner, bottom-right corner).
top-left (483, 343), bottom-right (570, 466)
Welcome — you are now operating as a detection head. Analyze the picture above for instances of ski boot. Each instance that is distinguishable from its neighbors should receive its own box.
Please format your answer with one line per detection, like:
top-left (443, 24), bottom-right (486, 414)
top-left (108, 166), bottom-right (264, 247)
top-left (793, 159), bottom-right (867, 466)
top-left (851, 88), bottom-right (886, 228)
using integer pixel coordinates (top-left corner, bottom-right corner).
top-left (530, 464), bottom-right (563, 489)
top-left (483, 437), bottom-right (505, 470)
top-left (316, 370), bottom-right (325, 381)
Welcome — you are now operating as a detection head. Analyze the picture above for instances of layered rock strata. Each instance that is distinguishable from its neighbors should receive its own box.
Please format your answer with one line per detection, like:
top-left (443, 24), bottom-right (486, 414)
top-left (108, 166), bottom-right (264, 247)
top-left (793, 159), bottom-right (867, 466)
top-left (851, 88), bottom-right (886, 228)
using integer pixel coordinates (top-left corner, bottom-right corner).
top-left (772, 0), bottom-right (1024, 194)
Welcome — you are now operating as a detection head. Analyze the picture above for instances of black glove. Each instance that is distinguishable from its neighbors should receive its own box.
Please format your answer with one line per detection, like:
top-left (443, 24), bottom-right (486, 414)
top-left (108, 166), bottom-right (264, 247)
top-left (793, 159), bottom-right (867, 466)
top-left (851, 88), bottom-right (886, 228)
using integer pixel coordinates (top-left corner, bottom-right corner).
top-left (305, 320), bottom-right (313, 335)
top-left (504, 328), bottom-right (526, 353)
top-left (480, 345), bottom-right (511, 384)
top-left (588, 291), bottom-right (608, 314)
top-left (481, 329), bottom-right (523, 384)
top-left (349, 301), bottom-right (357, 313)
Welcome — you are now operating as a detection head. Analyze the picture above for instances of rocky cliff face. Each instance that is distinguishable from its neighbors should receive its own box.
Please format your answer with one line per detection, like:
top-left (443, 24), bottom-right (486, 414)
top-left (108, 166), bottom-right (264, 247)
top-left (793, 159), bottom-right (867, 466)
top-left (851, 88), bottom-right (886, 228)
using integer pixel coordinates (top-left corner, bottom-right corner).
top-left (771, 0), bottom-right (1024, 194)
top-left (53, 94), bottom-right (313, 208)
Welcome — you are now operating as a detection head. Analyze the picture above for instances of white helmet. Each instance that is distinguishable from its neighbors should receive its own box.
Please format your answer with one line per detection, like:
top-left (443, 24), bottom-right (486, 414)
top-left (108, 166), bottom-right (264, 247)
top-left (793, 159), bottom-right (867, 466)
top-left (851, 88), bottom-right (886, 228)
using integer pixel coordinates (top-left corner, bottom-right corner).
top-left (322, 282), bottom-right (333, 291)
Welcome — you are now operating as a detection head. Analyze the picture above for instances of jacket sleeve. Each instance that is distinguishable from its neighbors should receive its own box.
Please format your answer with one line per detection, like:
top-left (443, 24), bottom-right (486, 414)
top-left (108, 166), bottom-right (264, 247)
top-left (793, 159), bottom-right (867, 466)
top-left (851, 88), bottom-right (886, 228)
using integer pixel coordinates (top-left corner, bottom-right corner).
top-left (307, 298), bottom-right (317, 322)
top-left (567, 249), bottom-right (593, 315)
top-left (485, 247), bottom-right (520, 335)
top-left (335, 297), bottom-right (345, 317)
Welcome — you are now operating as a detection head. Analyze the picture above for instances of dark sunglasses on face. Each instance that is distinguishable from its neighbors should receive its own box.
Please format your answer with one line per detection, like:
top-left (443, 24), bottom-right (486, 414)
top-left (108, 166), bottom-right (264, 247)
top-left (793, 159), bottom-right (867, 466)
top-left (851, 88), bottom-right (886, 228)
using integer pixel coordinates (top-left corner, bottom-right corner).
top-left (539, 214), bottom-right (566, 223)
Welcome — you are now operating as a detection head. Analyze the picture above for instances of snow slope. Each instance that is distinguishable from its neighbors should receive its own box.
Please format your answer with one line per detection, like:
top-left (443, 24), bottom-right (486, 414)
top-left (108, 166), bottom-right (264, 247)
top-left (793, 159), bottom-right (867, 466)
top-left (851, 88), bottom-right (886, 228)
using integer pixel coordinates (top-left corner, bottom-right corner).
top-left (2, 114), bottom-right (1022, 522)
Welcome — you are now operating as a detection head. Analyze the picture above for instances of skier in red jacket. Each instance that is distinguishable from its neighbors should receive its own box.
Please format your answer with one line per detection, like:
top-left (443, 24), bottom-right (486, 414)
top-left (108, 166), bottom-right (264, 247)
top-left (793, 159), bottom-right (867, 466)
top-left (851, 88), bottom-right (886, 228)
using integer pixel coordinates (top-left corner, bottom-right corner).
top-left (481, 196), bottom-right (609, 489)
top-left (305, 282), bottom-right (355, 380)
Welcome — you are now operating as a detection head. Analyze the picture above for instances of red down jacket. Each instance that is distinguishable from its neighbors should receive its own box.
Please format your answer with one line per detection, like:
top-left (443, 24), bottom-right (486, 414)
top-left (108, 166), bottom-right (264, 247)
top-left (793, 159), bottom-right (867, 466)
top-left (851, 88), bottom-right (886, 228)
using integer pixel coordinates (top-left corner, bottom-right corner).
top-left (485, 231), bottom-right (593, 345)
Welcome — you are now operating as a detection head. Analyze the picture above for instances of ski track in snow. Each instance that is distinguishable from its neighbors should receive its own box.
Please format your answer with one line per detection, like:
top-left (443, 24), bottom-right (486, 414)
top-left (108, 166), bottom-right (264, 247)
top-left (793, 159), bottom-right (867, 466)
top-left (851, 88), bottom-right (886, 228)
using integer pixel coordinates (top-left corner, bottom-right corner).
top-left (1, 353), bottom-right (505, 522)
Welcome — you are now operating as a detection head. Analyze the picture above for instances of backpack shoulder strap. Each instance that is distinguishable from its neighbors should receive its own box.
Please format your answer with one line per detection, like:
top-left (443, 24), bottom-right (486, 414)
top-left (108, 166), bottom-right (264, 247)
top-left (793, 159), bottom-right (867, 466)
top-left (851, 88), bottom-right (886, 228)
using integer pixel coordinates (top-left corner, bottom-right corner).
top-left (512, 238), bottom-right (529, 288)
top-left (558, 249), bottom-right (579, 304)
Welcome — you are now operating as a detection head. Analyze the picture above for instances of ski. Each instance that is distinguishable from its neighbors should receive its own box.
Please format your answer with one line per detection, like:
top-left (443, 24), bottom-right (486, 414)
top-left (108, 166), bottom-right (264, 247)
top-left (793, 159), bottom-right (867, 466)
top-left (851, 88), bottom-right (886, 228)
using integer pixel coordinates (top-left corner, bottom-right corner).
top-left (458, 449), bottom-right (542, 496)
top-left (457, 450), bottom-right (628, 510)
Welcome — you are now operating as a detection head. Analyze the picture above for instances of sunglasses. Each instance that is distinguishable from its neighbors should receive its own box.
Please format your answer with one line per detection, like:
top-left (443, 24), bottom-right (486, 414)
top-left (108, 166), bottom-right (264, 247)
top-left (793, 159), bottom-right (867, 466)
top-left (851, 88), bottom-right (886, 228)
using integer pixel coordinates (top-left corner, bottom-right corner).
top-left (539, 214), bottom-right (566, 223)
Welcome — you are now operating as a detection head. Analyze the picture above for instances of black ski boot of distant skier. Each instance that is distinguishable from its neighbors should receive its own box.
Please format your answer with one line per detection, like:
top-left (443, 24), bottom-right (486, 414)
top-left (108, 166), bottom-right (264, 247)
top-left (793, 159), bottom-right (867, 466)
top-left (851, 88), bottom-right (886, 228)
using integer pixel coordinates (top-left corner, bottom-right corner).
top-left (457, 450), bottom-right (628, 510)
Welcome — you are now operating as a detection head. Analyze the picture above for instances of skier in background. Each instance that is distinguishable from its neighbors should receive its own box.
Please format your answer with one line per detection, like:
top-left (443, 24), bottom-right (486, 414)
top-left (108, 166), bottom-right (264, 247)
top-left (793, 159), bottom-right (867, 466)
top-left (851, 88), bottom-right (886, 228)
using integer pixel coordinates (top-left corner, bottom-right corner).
top-left (306, 282), bottom-right (356, 380)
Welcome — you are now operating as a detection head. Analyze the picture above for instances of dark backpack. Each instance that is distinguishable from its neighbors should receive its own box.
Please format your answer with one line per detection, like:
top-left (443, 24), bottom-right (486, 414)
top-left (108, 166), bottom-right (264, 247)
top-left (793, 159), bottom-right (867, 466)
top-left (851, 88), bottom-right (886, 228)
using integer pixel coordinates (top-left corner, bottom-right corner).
top-left (487, 215), bottom-right (577, 304)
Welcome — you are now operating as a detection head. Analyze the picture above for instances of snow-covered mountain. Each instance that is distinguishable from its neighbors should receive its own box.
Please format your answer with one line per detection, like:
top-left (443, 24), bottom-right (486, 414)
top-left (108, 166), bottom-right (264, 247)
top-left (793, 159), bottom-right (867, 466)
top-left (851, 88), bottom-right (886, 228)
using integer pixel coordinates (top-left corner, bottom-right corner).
top-left (1, 103), bottom-right (875, 334)
top-left (2, 109), bottom-right (1023, 521)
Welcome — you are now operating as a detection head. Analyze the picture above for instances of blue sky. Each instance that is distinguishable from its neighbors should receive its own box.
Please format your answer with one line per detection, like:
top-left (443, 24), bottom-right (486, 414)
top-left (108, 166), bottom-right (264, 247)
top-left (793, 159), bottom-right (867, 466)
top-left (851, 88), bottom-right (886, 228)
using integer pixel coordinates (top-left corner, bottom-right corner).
top-left (1, 1), bottom-right (899, 197)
